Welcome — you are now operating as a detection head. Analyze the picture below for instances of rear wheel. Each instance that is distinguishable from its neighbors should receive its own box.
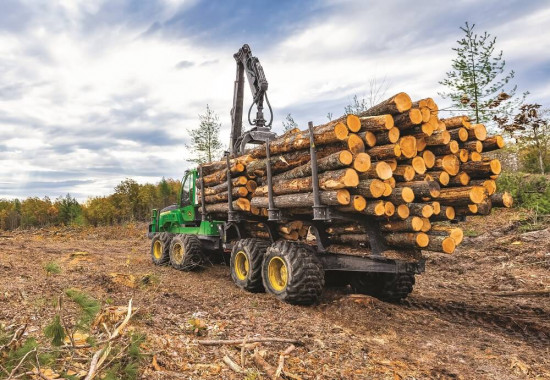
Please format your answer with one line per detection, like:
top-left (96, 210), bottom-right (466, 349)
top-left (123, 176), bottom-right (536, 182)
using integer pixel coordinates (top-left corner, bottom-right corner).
top-left (262, 241), bottom-right (324, 305)
top-left (350, 272), bottom-right (415, 301)
top-left (169, 234), bottom-right (202, 271)
top-left (151, 232), bottom-right (171, 265)
top-left (230, 238), bottom-right (270, 292)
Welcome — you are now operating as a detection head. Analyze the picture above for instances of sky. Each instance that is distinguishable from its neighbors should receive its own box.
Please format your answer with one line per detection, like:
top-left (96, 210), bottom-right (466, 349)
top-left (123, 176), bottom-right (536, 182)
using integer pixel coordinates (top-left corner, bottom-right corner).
top-left (1, 0), bottom-right (549, 202)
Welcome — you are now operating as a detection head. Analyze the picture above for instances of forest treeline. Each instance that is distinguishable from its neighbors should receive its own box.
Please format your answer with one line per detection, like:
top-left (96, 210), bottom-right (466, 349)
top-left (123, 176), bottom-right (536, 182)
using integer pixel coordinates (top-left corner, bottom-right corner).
top-left (0, 178), bottom-right (181, 230)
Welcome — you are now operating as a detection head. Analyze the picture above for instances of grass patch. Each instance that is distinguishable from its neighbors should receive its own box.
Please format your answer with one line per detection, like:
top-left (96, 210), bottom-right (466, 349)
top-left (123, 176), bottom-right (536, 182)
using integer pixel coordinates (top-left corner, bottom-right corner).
top-left (44, 261), bottom-right (61, 275)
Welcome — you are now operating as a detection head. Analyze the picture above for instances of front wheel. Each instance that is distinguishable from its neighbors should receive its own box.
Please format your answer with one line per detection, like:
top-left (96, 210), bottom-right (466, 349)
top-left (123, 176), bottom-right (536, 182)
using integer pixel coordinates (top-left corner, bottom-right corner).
top-left (151, 233), bottom-right (171, 265)
top-left (262, 241), bottom-right (324, 305)
top-left (169, 234), bottom-right (202, 271)
top-left (230, 238), bottom-right (270, 292)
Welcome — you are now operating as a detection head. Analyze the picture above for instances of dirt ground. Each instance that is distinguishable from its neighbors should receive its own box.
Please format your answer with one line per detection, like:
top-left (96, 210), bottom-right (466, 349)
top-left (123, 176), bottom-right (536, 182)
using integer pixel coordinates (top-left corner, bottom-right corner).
top-left (1, 208), bottom-right (549, 379)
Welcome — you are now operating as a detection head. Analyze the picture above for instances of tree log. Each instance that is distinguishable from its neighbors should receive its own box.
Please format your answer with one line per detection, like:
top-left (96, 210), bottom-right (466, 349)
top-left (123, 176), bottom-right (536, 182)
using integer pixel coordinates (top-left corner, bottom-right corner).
top-left (255, 168), bottom-right (359, 196)
top-left (456, 149), bottom-right (469, 163)
top-left (441, 115), bottom-right (470, 129)
top-left (470, 179), bottom-right (496, 195)
top-left (384, 201), bottom-right (396, 216)
top-left (393, 109), bottom-right (422, 129)
top-left (447, 172), bottom-right (470, 186)
top-left (462, 140), bottom-right (483, 153)
top-left (398, 136), bottom-right (417, 158)
top-left (374, 127), bottom-right (400, 145)
top-left (345, 133), bottom-right (366, 155)
top-left (467, 124), bottom-right (487, 141)
top-left (384, 187), bottom-right (414, 204)
top-left (345, 114), bottom-right (362, 132)
top-left (380, 216), bottom-right (424, 232)
top-left (203, 187), bottom-right (248, 203)
top-left (385, 232), bottom-right (429, 248)
top-left (395, 180), bottom-right (441, 198)
top-left (329, 233), bottom-right (369, 245)
top-left (205, 198), bottom-right (250, 213)
top-left (430, 225), bottom-right (464, 245)
top-left (272, 150), bottom-right (353, 182)
top-left (408, 203), bottom-right (434, 218)
top-left (250, 190), bottom-right (350, 209)
top-left (429, 140), bottom-right (459, 155)
top-left (201, 176), bottom-right (248, 195)
top-left (460, 159), bottom-right (501, 178)
top-left (393, 165), bottom-right (416, 181)
top-left (482, 135), bottom-right (505, 151)
top-left (358, 93), bottom-right (412, 116)
top-left (438, 186), bottom-right (487, 205)
top-left (433, 155), bottom-right (460, 175)
top-left (448, 127), bottom-right (469, 142)
top-left (366, 143), bottom-right (401, 160)
top-left (426, 171), bottom-right (450, 186)
top-left (359, 161), bottom-right (393, 180)
top-left (358, 114), bottom-right (394, 132)
top-left (425, 235), bottom-right (456, 254)
top-left (353, 179), bottom-right (386, 198)
top-left (353, 152), bottom-right (372, 173)
top-left (422, 150), bottom-right (436, 168)
top-left (490, 192), bottom-right (513, 208)
top-left (337, 195), bottom-right (367, 212)
top-left (200, 156), bottom-right (252, 176)
top-left (361, 200), bottom-right (386, 216)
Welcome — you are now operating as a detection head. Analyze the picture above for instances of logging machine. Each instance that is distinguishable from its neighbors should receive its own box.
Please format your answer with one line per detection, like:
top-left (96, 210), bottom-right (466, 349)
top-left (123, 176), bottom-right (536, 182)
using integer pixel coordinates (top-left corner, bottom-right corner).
top-left (148, 44), bottom-right (424, 305)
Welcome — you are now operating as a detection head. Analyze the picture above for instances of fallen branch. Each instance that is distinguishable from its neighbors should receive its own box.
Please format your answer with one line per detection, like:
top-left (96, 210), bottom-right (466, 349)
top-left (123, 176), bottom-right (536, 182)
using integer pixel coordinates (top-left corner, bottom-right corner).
top-left (275, 344), bottom-right (296, 378)
top-left (490, 289), bottom-right (550, 297)
top-left (252, 352), bottom-right (280, 380)
top-left (0, 324), bottom-right (27, 352)
top-left (198, 337), bottom-right (302, 346)
top-left (84, 345), bottom-right (112, 380)
top-left (7, 348), bottom-right (36, 379)
top-left (222, 355), bottom-right (243, 373)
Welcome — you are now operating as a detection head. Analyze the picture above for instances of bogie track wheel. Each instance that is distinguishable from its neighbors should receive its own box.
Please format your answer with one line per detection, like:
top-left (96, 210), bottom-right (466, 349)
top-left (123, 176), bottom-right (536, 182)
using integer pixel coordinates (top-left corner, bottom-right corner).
top-left (262, 240), bottom-right (324, 305)
top-left (350, 272), bottom-right (415, 302)
top-left (151, 232), bottom-right (171, 265)
top-left (169, 234), bottom-right (203, 271)
top-left (230, 238), bottom-right (270, 292)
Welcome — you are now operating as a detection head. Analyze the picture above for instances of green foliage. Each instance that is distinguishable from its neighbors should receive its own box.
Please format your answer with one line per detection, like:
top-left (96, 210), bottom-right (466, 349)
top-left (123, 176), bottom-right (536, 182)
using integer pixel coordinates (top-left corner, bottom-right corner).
top-left (44, 261), bottom-right (62, 275)
top-left (282, 113), bottom-right (299, 132)
top-left (56, 194), bottom-right (83, 226)
top-left (65, 289), bottom-right (101, 328)
top-left (102, 333), bottom-right (146, 380)
top-left (439, 22), bottom-right (526, 130)
top-left (3, 337), bottom-right (38, 372)
top-left (44, 315), bottom-right (66, 346)
top-left (186, 104), bottom-right (223, 164)
top-left (497, 172), bottom-right (550, 214)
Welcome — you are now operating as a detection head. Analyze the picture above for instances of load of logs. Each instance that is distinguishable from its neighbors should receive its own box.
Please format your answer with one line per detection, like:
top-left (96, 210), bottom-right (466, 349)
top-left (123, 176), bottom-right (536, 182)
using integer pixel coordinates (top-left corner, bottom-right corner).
top-left (196, 92), bottom-right (512, 257)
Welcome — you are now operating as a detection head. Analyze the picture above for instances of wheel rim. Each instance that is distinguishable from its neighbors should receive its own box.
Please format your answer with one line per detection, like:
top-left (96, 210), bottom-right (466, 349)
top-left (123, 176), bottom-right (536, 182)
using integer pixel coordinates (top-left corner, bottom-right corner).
top-left (234, 250), bottom-right (249, 280)
top-left (172, 242), bottom-right (184, 264)
top-left (153, 241), bottom-right (163, 259)
top-left (268, 257), bottom-right (288, 291)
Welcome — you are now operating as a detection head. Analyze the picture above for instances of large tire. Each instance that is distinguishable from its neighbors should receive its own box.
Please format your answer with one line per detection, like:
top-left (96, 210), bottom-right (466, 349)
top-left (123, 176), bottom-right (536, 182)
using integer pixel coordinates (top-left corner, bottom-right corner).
top-left (169, 234), bottom-right (202, 271)
top-left (350, 272), bottom-right (415, 301)
top-left (262, 240), bottom-right (324, 305)
top-left (151, 232), bottom-right (171, 265)
top-left (230, 238), bottom-right (270, 293)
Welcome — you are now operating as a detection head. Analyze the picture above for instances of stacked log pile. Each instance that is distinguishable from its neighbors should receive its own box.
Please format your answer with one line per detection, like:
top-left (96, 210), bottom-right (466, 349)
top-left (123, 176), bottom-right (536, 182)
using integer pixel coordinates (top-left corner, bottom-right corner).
top-left (197, 92), bottom-right (512, 258)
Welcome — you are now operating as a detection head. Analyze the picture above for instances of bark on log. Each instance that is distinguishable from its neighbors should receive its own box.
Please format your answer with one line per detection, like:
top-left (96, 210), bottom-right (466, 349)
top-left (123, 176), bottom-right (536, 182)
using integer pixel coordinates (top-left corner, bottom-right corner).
top-left (441, 116), bottom-right (470, 129)
top-left (425, 235), bottom-right (456, 254)
top-left (424, 131), bottom-right (451, 146)
top-left (448, 127), bottom-right (469, 142)
top-left (416, 136), bottom-right (427, 151)
top-left (255, 168), bottom-right (359, 196)
top-left (380, 216), bottom-right (424, 232)
top-left (359, 161), bottom-right (393, 180)
top-left (447, 172), bottom-right (470, 187)
top-left (249, 121), bottom-right (349, 158)
top-left (429, 140), bottom-right (459, 155)
top-left (203, 187), bottom-right (248, 203)
top-left (360, 131), bottom-right (377, 148)
top-left (462, 140), bottom-right (483, 153)
top-left (456, 149), bottom-right (469, 163)
top-left (393, 109), bottom-right (422, 129)
top-left (408, 203), bottom-right (434, 218)
top-left (338, 195), bottom-right (367, 212)
top-left (460, 159), bottom-right (501, 178)
top-left (437, 186), bottom-right (487, 205)
top-left (361, 200), bottom-right (386, 216)
top-left (393, 165), bottom-right (416, 181)
top-left (395, 180), bottom-right (441, 198)
top-left (482, 135), bottom-right (505, 152)
top-left (272, 150), bottom-right (353, 182)
top-left (432, 201), bottom-right (441, 215)
top-left (385, 158), bottom-right (398, 171)
top-left (353, 179), bottom-right (386, 198)
top-left (385, 232), bottom-right (429, 248)
top-left (430, 225), bottom-right (464, 245)
top-left (374, 127), bottom-right (400, 145)
top-left (427, 171), bottom-right (450, 186)
top-left (201, 176), bottom-right (248, 196)
top-left (326, 224), bottom-right (366, 234)
top-left (358, 92), bottom-right (412, 116)
top-left (467, 124), bottom-right (487, 141)
top-left (358, 114), bottom-right (394, 132)
top-left (250, 190), bottom-right (351, 209)
top-left (490, 192), bottom-right (513, 208)
top-left (205, 198), bottom-right (250, 213)
top-left (384, 187), bottom-right (414, 204)
top-left (200, 156), bottom-right (252, 176)
top-left (470, 179), bottom-right (496, 195)
top-left (366, 143), bottom-right (401, 160)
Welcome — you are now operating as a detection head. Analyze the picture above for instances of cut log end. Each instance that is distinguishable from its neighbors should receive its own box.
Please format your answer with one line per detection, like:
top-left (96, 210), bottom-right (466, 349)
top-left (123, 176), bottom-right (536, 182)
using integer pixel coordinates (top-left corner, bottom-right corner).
top-left (376, 161), bottom-right (393, 180)
top-left (416, 233), bottom-right (429, 248)
top-left (395, 92), bottom-right (413, 113)
top-left (335, 122), bottom-right (350, 140)
top-left (399, 136), bottom-right (417, 159)
top-left (339, 150), bottom-right (354, 166)
top-left (397, 204), bottom-right (410, 219)
top-left (346, 114), bottom-right (361, 132)
top-left (384, 201), bottom-right (396, 216)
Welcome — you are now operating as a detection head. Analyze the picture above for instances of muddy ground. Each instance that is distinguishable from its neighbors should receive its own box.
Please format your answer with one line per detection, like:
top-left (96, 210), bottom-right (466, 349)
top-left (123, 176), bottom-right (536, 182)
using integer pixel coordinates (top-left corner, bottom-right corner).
top-left (1, 209), bottom-right (549, 379)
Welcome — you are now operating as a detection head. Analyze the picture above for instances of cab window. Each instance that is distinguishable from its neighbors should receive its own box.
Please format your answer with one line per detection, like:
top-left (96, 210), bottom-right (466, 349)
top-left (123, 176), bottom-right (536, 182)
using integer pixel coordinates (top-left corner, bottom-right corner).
top-left (180, 173), bottom-right (193, 207)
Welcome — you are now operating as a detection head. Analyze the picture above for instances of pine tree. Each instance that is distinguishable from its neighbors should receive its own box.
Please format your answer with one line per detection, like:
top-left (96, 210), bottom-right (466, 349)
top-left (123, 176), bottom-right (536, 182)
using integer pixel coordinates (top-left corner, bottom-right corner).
top-left (439, 22), bottom-right (526, 129)
top-left (186, 104), bottom-right (222, 164)
top-left (282, 113), bottom-right (298, 132)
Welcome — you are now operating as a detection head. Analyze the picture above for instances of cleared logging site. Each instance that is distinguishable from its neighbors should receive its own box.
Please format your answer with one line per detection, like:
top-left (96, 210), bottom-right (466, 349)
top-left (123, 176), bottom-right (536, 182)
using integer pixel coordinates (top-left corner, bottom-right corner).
top-left (188, 91), bottom-right (512, 304)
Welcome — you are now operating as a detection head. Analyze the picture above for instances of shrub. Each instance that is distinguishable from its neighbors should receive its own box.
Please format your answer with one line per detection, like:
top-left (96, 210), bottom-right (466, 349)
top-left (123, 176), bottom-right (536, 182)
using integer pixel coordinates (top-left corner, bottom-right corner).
top-left (497, 172), bottom-right (550, 214)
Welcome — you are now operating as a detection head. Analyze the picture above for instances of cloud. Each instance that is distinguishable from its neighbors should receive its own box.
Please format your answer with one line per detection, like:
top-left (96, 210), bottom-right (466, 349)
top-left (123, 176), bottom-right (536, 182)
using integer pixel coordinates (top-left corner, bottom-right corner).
top-left (0, 0), bottom-right (548, 202)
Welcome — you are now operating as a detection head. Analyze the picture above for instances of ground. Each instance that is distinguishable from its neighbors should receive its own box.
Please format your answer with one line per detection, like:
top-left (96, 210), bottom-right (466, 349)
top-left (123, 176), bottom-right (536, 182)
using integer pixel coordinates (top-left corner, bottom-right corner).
top-left (0, 209), bottom-right (549, 379)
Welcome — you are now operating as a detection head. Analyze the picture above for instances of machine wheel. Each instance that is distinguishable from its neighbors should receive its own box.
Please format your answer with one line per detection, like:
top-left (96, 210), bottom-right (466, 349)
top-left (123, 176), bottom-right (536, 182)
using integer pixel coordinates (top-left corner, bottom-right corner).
top-left (169, 234), bottom-right (202, 271)
top-left (262, 240), bottom-right (324, 305)
top-left (230, 238), bottom-right (270, 293)
top-left (151, 232), bottom-right (171, 265)
top-left (350, 272), bottom-right (415, 301)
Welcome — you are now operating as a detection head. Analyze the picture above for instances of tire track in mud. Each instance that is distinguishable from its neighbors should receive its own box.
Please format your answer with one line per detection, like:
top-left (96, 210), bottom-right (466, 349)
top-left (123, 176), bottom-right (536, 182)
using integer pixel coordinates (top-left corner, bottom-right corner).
top-left (403, 296), bottom-right (550, 345)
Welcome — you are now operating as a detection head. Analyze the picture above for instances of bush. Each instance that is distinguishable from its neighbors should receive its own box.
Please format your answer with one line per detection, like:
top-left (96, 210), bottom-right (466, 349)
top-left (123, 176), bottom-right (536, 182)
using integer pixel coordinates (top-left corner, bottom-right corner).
top-left (497, 172), bottom-right (550, 214)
